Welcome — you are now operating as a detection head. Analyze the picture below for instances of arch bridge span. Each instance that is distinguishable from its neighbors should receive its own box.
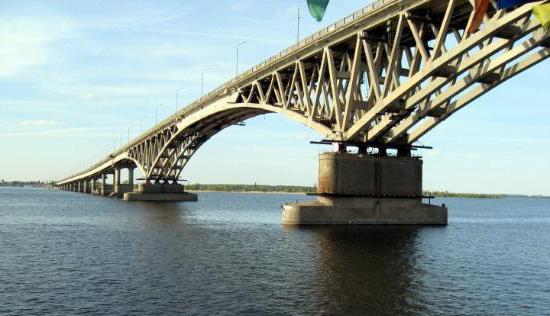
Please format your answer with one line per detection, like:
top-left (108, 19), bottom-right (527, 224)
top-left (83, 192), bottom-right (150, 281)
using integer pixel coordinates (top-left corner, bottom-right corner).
top-left (58, 0), bottom-right (549, 220)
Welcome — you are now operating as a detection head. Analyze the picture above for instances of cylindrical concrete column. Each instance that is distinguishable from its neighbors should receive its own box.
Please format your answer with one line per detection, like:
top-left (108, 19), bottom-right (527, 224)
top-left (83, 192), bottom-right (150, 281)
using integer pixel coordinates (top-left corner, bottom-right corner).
top-left (77, 181), bottom-right (81, 193)
top-left (114, 168), bottom-right (121, 193)
top-left (128, 168), bottom-right (134, 187)
top-left (83, 180), bottom-right (88, 194)
top-left (101, 173), bottom-right (107, 195)
top-left (91, 178), bottom-right (96, 194)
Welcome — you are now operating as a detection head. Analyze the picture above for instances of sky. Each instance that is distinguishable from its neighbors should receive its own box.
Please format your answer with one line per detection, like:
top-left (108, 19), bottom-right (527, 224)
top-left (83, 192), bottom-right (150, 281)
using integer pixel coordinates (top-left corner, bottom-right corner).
top-left (0, 0), bottom-right (549, 195)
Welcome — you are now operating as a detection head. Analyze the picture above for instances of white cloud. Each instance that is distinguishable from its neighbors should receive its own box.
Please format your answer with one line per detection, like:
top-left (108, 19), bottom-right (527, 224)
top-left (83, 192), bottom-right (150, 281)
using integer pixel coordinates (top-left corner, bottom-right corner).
top-left (1, 127), bottom-right (116, 137)
top-left (19, 120), bottom-right (60, 127)
top-left (0, 15), bottom-right (75, 78)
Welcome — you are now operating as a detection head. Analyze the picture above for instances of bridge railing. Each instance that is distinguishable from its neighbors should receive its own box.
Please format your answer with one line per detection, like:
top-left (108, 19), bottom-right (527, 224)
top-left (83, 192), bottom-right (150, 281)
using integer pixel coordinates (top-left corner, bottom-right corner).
top-left (146, 0), bottom-right (397, 138)
top-left (59, 0), bottom-right (399, 183)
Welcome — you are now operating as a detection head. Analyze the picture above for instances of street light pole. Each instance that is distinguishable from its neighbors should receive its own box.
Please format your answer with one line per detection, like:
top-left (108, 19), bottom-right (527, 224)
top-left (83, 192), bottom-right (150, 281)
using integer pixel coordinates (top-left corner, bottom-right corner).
top-left (139, 116), bottom-right (148, 132)
top-left (201, 68), bottom-right (210, 97)
top-left (297, 0), bottom-right (306, 44)
top-left (297, 5), bottom-right (301, 44)
top-left (236, 41), bottom-right (247, 76)
top-left (175, 88), bottom-right (185, 112)
top-left (155, 104), bottom-right (162, 124)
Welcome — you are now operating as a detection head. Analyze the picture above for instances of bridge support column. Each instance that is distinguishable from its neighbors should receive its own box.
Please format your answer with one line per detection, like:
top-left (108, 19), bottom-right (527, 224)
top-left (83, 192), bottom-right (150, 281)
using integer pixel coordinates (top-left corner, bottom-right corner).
top-left (77, 181), bottom-right (81, 193)
top-left (128, 168), bottom-right (134, 187)
top-left (282, 152), bottom-right (447, 225)
top-left (123, 183), bottom-right (198, 202)
top-left (83, 180), bottom-right (88, 194)
top-left (111, 167), bottom-right (134, 197)
top-left (100, 173), bottom-right (111, 196)
top-left (90, 178), bottom-right (96, 195)
top-left (114, 168), bottom-right (121, 194)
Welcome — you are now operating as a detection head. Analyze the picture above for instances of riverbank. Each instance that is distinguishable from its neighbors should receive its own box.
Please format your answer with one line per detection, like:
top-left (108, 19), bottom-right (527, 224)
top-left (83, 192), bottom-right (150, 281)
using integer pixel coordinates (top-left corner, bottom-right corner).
top-left (184, 184), bottom-right (525, 198)
top-left (185, 184), bottom-right (315, 194)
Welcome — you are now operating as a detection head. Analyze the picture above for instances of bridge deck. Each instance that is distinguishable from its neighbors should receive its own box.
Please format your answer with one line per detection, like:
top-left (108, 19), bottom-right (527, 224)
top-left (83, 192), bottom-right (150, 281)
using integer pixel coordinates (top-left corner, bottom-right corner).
top-left (58, 0), bottom-right (549, 184)
top-left (60, 0), bottom-right (410, 182)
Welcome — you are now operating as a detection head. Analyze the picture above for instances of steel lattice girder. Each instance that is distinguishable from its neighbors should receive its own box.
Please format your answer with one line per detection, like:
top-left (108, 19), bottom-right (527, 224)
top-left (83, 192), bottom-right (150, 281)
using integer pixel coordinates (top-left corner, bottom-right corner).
top-left (57, 0), bottom-right (550, 185)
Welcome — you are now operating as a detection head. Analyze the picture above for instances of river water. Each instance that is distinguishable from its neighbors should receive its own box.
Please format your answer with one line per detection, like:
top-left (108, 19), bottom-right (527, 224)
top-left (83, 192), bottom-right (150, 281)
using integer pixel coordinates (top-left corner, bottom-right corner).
top-left (1, 187), bottom-right (549, 315)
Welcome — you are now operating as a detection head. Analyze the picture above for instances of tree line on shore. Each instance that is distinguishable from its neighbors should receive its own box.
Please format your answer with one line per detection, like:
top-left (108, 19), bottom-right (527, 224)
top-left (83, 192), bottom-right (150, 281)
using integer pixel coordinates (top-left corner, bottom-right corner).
top-left (185, 183), bottom-right (509, 198)
top-left (1, 180), bottom-right (543, 199)
top-left (185, 183), bottom-right (316, 193)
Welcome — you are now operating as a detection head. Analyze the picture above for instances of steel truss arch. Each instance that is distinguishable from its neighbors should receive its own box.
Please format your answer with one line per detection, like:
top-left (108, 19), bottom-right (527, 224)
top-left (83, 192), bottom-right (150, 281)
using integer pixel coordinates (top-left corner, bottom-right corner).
top-left (58, 0), bottom-right (550, 186)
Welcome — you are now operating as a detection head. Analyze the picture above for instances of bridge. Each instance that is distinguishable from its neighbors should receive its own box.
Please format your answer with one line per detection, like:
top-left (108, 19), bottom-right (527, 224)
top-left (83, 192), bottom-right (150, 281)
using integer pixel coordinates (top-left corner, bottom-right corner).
top-left (57, 0), bottom-right (550, 224)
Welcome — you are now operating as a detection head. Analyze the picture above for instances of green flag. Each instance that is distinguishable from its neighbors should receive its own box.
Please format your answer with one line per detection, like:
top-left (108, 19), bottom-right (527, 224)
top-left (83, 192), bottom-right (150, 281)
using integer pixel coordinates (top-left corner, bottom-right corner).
top-left (533, 4), bottom-right (550, 31)
top-left (307, 0), bottom-right (330, 22)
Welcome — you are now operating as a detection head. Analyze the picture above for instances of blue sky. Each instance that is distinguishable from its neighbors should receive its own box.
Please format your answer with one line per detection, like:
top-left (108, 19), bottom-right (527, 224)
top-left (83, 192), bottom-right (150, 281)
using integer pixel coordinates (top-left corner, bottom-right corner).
top-left (1, 0), bottom-right (549, 195)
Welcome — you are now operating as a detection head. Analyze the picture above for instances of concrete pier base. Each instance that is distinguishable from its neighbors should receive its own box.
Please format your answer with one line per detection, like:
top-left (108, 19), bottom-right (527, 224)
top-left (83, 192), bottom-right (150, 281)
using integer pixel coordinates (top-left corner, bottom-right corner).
top-left (111, 184), bottom-right (134, 198)
top-left (123, 183), bottom-right (198, 202)
top-left (101, 185), bottom-right (113, 196)
top-left (283, 152), bottom-right (448, 225)
top-left (283, 196), bottom-right (447, 225)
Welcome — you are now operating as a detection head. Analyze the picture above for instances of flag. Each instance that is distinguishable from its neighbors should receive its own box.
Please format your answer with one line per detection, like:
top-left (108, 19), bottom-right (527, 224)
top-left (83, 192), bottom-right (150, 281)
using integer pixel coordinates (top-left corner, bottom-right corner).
top-left (497, 0), bottom-right (540, 9)
top-left (468, 0), bottom-right (491, 34)
top-left (307, 0), bottom-right (330, 22)
top-left (533, 4), bottom-right (550, 30)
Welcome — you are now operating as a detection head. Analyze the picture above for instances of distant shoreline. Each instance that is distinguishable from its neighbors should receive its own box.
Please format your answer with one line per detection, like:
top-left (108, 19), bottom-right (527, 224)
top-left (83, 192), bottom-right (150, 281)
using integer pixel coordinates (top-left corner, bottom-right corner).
top-left (186, 189), bottom-right (503, 198)
top-left (187, 189), bottom-right (305, 195)
top-left (1, 182), bottom-right (548, 199)
top-left (184, 184), bottom-right (548, 199)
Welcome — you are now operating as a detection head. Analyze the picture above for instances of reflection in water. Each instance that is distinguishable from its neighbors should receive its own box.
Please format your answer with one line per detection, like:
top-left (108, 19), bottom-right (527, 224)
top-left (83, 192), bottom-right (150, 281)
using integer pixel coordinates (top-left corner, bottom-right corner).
top-left (308, 226), bottom-right (429, 315)
top-left (134, 202), bottom-right (189, 227)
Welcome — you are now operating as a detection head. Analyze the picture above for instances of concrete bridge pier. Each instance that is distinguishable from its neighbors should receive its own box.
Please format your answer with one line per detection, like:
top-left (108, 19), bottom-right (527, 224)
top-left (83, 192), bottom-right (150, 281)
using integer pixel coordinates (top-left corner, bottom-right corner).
top-left (90, 178), bottom-right (96, 195)
top-left (113, 168), bottom-right (121, 195)
top-left (100, 173), bottom-right (110, 196)
top-left (123, 182), bottom-right (198, 202)
top-left (112, 167), bottom-right (134, 197)
top-left (282, 151), bottom-right (447, 225)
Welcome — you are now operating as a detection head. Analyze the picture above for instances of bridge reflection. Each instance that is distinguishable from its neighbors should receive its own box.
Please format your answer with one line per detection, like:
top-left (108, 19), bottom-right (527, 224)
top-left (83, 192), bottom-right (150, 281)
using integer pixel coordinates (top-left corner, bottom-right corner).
top-left (305, 226), bottom-right (435, 314)
top-left (132, 202), bottom-right (190, 228)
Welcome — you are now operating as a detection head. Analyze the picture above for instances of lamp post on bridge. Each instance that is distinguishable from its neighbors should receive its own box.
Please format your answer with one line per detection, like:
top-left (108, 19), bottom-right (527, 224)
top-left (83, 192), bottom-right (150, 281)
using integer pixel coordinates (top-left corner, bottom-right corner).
top-left (175, 88), bottom-right (185, 113)
top-left (297, 0), bottom-right (306, 43)
top-left (201, 68), bottom-right (210, 97)
top-left (235, 41), bottom-right (247, 76)
top-left (155, 104), bottom-right (162, 124)
top-left (139, 116), bottom-right (149, 133)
